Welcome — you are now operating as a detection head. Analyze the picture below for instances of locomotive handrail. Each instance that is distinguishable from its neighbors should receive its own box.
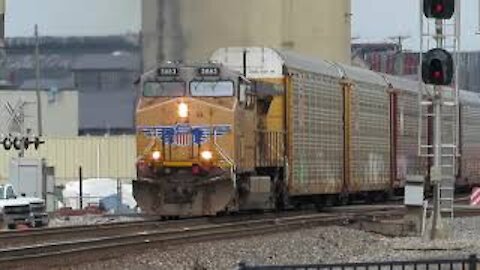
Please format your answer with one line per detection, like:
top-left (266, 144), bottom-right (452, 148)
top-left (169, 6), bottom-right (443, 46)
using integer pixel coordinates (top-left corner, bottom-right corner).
top-left (213, 130), bottom-right (234, 167)
top-left (213, 130), bottom-right (236, 188)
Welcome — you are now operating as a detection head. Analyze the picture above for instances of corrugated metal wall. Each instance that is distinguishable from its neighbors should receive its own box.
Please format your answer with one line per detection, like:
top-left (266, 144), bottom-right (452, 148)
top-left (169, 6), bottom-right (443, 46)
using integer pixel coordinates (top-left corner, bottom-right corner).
top-left (460, 95), bottom-right (480, 185)
top-left (350, 81), bottom-right (391, 191)
top-left (289, 70), bottom-right (344, 195)
top-left (396, 89), bottom-right (425, 182)
top-left (0, 136), bottom-right (136, 184)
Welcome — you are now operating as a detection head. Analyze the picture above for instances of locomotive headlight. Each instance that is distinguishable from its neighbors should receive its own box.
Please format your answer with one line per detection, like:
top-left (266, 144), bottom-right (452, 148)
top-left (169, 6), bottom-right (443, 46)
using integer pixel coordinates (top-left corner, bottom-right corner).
top-left (200, 150), bottom-right (213, 161)
top-left (178, 102), bottom-right (189, 118)
top-left (152, 151), bottom-right (161, 161)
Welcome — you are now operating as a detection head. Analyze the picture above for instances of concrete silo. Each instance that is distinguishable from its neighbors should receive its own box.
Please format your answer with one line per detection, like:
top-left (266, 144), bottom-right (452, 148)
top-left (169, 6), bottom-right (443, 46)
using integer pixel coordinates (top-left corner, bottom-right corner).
top-left (142, 0), bottom-right (351, 71)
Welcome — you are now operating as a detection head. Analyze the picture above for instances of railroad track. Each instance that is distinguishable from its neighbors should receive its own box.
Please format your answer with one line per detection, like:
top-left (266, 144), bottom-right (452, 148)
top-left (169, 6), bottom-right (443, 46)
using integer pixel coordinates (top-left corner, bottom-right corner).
top-left (0, 204), bottom-right (401, 249)
top-left (0, 217), bottom-right (201, 249)
top-left (0, 205), bottom-right (404, 269)
top-left (0, 210), bottom-right (318, 249)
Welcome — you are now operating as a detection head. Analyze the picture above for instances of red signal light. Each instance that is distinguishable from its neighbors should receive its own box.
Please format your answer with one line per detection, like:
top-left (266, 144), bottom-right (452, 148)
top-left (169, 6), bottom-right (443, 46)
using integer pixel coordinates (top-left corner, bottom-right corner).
top-left (424, 0), bottom-right (454, 19)
top-left (422, 48), bottom-right (453, 86)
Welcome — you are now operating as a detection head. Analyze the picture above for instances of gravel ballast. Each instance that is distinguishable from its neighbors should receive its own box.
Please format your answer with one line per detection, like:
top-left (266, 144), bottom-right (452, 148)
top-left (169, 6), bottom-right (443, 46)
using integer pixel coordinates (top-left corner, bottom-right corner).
top-left (48, 215), bottom-right (146, 227)
top-left (50, 216), bottom-right (480, 270)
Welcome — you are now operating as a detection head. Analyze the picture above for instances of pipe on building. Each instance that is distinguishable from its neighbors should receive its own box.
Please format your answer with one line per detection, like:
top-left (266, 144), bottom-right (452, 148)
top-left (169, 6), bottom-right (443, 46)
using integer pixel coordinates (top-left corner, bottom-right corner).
top-left (0, 0), bottom-right (4, 40)
top-left (0, 0), bottom-right (6, 85)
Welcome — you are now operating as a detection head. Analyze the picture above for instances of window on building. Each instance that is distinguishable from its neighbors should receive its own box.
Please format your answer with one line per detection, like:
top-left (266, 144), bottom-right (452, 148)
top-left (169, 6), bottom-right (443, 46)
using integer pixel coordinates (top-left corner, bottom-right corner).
top-left (6, 186), bottom-right (16, 199)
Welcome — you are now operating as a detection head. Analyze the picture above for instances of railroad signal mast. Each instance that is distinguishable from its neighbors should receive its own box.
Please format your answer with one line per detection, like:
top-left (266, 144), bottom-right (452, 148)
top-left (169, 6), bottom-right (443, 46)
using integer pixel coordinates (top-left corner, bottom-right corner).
top-left (418, 0), bottom-right (459, 239)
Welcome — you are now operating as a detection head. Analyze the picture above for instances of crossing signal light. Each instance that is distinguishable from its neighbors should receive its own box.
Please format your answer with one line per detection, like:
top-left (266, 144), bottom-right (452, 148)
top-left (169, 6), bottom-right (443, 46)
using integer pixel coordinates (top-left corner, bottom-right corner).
top-left (1, 136), bottom-right (45, 151)
top-left (423, 0), bottom-right (455, 19)
top-left (422, 48), bottom-right (453, 86)
top-left (31, 137), bottom-right (45, 150)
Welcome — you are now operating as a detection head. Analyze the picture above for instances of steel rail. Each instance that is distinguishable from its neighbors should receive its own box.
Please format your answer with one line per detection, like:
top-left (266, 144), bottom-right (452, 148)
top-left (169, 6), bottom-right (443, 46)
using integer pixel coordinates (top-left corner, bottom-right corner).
top-left (0, 209), bottom-right (319, 249)
top-left (0, 205), bottom-right (386, 249)
top-left (0, 208), bottom-right (404, 269)
top-left (0, 217), bottom-right (207, 249)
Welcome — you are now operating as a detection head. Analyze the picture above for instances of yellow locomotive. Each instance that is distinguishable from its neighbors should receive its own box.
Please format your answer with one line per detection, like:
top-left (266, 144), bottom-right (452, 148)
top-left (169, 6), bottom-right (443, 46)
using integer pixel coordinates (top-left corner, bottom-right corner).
top-left (136, 46), bottom-right (474, 217)
top-left (134, 62), bottom-right (282, 216)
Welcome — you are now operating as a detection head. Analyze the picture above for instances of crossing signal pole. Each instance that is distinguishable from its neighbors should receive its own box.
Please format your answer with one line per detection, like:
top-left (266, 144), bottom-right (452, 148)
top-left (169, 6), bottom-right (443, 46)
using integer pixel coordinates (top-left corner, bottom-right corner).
top-left (419, 0), bottom-right (459, 240)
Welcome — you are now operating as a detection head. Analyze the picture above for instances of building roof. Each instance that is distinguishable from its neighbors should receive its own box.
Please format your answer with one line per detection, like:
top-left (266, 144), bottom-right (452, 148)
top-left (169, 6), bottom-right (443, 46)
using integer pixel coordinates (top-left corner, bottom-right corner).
top-left (6, 34), bottom-right (140, 51)
top-left (6, 52), bottom-right (140, 71)
top-left (7, 54), bottom-right (72, 70)
top-left (20, 77), bottom-right (75, 90)
top-left (72, 53), bottom-right (139, 71)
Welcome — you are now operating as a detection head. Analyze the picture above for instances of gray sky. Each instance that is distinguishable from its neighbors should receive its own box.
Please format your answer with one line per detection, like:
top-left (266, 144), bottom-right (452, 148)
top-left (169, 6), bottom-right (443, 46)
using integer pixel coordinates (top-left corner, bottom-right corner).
top-left (5, 0), bottom-right (140, 36)
top-left (352, 0), bottom-right (480, 51)
top-left (4, 0), bottom-right (480, 51)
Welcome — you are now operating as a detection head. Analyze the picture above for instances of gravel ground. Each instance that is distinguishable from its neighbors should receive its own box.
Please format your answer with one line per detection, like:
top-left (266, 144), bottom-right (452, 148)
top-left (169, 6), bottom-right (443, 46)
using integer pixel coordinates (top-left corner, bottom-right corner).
top-left (50, 216), bottom-right (480, 270)
top-left (48, 215), bottom-right (146, 227)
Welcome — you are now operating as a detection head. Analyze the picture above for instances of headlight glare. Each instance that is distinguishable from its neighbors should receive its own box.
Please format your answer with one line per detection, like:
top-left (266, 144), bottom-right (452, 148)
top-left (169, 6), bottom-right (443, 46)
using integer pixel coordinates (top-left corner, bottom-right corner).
top-left (178, 102), bottom-right (188, 118)
top-left (200, 150), bottom-right (213, 161)
top-left (152, 151), bottom-right (161, 160)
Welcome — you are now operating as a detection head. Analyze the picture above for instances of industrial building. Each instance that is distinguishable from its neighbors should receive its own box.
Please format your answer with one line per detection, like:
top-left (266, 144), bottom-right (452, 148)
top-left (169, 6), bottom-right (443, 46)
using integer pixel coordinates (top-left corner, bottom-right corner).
top-left (352, 42), bottom-right (480, 92)
top-left (142, 0), bottom-right (351, 71)
top-left (0, 35), bottom-right (141, 184)
top-left (5, 35), bottom-right (141, 135)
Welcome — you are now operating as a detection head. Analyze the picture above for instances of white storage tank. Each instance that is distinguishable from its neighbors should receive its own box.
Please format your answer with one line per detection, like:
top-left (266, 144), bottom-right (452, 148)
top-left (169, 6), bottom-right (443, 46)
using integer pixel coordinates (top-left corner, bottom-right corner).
top-left (142, 0), bottom-right (351, 71)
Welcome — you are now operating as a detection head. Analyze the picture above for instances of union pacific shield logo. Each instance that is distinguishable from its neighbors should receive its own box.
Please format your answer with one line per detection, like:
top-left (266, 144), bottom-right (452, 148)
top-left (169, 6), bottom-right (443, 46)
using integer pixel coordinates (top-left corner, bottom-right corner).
top-left (139, 124), bottom-right (231, 146)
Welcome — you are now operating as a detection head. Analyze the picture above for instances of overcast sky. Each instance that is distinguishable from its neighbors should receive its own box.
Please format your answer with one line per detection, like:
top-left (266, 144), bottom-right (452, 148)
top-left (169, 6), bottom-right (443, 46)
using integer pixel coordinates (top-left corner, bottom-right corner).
top-left (4, 0), bottom-right (480, 51)
top-left (5, 0), bottom-right (140, 36)
top-left (352, 0), bottom-right (480, 51)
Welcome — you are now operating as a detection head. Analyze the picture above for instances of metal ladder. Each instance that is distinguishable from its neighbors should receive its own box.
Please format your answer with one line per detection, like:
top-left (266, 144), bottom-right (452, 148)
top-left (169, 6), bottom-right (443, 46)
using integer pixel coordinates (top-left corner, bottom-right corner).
top-left (417, 0), bottom-right (461, 222)
top-left (418, 90), bottom-right (458, 219)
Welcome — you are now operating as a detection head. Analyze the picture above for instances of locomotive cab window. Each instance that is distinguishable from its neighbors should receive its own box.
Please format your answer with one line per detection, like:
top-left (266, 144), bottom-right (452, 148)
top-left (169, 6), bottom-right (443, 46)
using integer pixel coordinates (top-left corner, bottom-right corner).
top-left (190, 81), bottom-right (234, 97)
top-left (143, 81), bottom-right (186, 97)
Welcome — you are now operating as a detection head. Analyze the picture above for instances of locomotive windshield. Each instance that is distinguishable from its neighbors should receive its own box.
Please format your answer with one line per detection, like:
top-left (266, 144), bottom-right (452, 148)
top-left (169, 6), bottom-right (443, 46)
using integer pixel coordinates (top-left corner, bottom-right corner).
top-left (143, 81), bottom-right (185, 97)
top-left (190, 81), bottom-right (234, 97)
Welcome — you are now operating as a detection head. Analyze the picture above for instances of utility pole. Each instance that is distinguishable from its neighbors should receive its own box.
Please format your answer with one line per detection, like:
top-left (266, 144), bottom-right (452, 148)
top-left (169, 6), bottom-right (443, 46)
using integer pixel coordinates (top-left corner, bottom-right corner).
top-left (35, 24), bottom-right (43, 136)
top-left (430, 19), bottom-right (444, 240)
top-left (389, 35), bottom-right (410, 52)
top-left (0, 0), bottom-right (6, 86)
top-left (477, 0), bottom-right (480, 35)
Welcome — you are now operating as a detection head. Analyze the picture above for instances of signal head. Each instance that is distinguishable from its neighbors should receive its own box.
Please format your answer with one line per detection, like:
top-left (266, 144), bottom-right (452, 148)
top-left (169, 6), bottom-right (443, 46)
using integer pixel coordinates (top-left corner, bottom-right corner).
top-left (423, 0), bottom-right (455, 19)
top-left (421, 48), bottom-right (454, 86)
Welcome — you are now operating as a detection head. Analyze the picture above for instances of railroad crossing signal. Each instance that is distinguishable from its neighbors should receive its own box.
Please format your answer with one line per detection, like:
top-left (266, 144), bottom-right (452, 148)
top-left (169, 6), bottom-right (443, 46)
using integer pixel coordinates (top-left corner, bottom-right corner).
top-left (423, 0), bottom-right (455, 19)
top-left (1, 136), bottom-right (45, 151)
top-left (421, 48), bottom-right (454, 86)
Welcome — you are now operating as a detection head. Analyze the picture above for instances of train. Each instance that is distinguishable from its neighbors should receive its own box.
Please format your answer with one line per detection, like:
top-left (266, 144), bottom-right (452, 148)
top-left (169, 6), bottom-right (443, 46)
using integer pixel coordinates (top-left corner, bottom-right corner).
top-left (133, 47), bottom-right (480, 217)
